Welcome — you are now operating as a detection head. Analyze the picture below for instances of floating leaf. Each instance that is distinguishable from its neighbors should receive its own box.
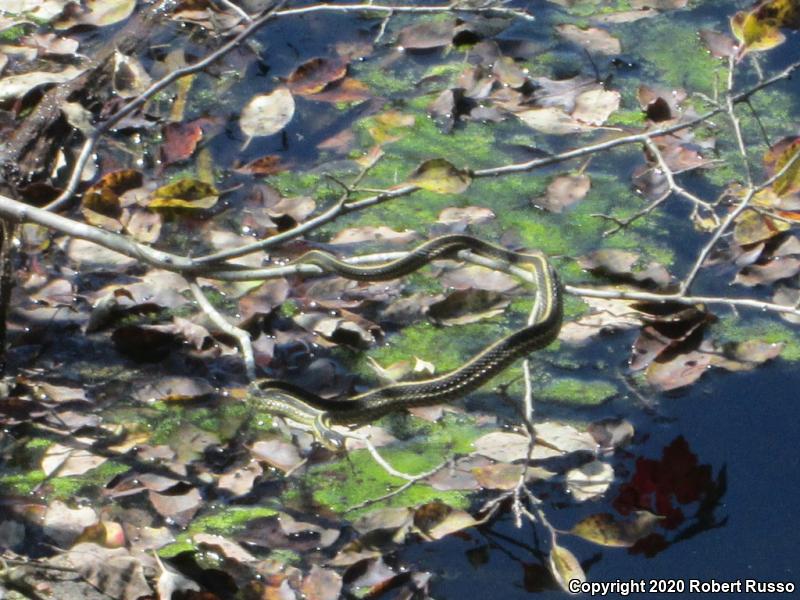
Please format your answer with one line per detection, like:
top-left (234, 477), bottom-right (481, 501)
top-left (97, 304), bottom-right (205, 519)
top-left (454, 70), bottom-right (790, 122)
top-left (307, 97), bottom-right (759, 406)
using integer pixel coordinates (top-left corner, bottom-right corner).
top-left (160, 121), bottom-right (203, 166)
top-left (398, 19), bottom-right (456, 50)
top-left (287, 57), bottom-right (348, 95)
top-left (556, 24), bottom-right (621, 55)
top-left (239, 87), bottom-right (295, 145)
top-left (572, 89), bottom-right (621, 125)
top-left (517, 107), bottom-right (594, 135)
top-left (54, 0), bottom-right (136, 28)
top-left (42, 442), bottom-right (106, 477)
top-left (534, 174), bottom-right (591, 213)
top-left (565, 460), bottom-right (614, 501)
top-left (548, 544), bottom-right (585, 593)
top-left (0, 65), bottom-right (84, 101)
top-left (699, 29), bottom-right (738, 58)
top-left (730, 9), bottom-right (785, 57)
top-left (763, 136), bottom-right (800, 197)
top-left (571, 512), bottom-right (660, 547)
top-left (733, 208), bottom-right (790, 245)
top-left (149, 179), bottom-right (219, 210)
top-left (407, 158), bottom-right (472, 194)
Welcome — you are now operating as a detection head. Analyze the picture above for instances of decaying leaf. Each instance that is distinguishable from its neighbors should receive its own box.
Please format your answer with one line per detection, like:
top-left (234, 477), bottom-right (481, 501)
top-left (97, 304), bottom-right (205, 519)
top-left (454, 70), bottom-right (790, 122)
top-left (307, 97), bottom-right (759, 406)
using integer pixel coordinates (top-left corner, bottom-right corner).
top-left (239, 87), bottom-right (295, 145)
top-left (565, 460), bottom-right (614, 501)
top-left (556, 24), bottom-right (621, 55)
top-left (149, 178), bottom-right (219, 210)
top-left (548, 544), bottom-right (586, 593)
top-left (407, 158), bottom-right (472, 194)
top-left (571, 511), bottom-right (661, 547)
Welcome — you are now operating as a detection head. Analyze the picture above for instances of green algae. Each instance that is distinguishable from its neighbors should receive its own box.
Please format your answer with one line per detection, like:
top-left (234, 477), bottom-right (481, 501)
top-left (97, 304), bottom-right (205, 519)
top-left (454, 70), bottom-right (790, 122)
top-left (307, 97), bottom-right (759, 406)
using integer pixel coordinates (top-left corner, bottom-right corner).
top-left (623, 19), bottom-right (721, 94)
top-left (539, 377), bottom-right (618, 406)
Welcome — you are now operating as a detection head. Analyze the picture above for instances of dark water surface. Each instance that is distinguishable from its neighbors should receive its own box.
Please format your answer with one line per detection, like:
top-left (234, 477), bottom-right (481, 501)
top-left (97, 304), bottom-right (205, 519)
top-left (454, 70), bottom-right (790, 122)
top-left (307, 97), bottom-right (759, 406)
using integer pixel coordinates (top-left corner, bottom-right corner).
top-left (403, 362), bottom-right (800, 597)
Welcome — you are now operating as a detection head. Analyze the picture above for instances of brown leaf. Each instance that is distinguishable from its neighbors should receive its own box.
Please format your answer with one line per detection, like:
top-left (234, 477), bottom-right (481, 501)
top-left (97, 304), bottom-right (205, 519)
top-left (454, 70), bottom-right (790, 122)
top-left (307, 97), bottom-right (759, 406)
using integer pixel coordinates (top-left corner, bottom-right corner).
top-left (534, 174), bottom-right (591, 213)
top-left (329, 226), bottom-right (418, 245)
top-left (398, 19), bottom-right (456, 50)
top-left (440, 264), bottom-right (518, 292)
top-left (250, 438), bottom-right (304, 473)
top-left (148, 487), bottom-right (202, 526)
top-left (302, 566), bottom-right (343, 600)
top-left (161, 121), bottom-right (203, 166)
top-left (437, 206), bottom-right (495, 226)
top-left (132, 376), bottom-right (215, 403)
top-left (579, 249), bottom-right (672, 289)
top-left (646, 347), bottom-right (712, 391)
top-left (65, 543), bottom-right (152, 600)
top-left (311, 77), bottom-right (372, 103)
top-left (286, 57), bottom-right (348, 95)
top-left (556, 24), bottom-right (621, 54)
top-left (734, 257), bottom-right (800, 286)
top-left (44, 501), bottom-right (98, 547)
top-left (699, 29), bottom-right (738, 58)
top-left (571, 512), bottom-right (660, 547)
top-left (428, 289), bottom-right (508, 325)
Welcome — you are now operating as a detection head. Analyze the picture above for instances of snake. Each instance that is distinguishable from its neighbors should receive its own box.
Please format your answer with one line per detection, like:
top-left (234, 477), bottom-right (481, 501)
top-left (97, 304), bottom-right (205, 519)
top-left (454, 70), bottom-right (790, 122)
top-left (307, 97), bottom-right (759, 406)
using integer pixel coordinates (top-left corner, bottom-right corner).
top-left (249, 234), bottom-right (563, 450)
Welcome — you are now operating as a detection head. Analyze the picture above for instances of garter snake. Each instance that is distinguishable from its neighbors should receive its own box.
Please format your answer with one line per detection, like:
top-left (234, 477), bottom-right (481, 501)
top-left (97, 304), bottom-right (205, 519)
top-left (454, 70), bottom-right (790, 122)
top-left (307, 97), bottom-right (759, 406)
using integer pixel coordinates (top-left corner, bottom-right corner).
top-left (250, 234), bottom-right (563, 450)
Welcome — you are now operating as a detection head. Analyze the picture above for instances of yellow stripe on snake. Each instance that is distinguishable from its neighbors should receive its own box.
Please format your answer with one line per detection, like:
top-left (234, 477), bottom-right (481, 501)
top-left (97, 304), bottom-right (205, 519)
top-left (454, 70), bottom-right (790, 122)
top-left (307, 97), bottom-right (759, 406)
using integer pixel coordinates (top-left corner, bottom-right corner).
top-left (249, 234), bottom-right (563, 450)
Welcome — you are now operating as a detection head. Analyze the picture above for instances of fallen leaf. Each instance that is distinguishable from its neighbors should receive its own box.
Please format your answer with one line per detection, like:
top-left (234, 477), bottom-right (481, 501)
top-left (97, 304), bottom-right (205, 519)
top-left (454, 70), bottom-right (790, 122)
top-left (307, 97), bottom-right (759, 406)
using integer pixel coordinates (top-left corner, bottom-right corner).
top-left (54, 0), bottom-right (136, 28)
top-left (571, 511), bottom-right (661, 547)
top-left (556, 24), bottom-right (621, 55)
top-left (534, 174), bottom-right (591, 213)
top-left (407, 158), bottom-right (472, 194)
top-left (240, 87), bottom-right (295, 145)
top-left (149, 179), bottom-right (219, 210)
top-left (565, 460), bottom-right (614, 501)
top-left (287, 57), bottom-right (348, 95)
top-left (44, 501), bottom-right (98, 547)
top-left (548, 544), bottom-right (585, 592)
top-left (398, 19), bottom-right (456, 50)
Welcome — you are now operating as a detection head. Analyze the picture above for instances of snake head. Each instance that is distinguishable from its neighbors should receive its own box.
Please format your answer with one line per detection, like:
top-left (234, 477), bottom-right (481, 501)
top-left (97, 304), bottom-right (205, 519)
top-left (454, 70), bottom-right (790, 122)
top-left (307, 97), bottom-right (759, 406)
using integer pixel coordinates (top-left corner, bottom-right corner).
top-left (314, 414), bottom-right (346, 452)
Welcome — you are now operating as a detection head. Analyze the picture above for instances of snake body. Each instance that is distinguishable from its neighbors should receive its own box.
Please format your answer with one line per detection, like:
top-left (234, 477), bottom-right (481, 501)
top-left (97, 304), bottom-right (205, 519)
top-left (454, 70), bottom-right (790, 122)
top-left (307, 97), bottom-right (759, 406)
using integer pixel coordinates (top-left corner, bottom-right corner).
top-left (251, 235), bottom-right (563, 449)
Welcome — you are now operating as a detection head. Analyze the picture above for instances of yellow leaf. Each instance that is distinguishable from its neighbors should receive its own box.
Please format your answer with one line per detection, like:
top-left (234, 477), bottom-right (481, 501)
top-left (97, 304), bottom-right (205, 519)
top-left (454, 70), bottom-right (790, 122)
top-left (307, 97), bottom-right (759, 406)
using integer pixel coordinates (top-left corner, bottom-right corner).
top-left (764, 136), bottom-right (800, 197)
top-left (407, 158), bottom-right (472, 194)
top-left (548, 544), bottom-right (585, 593)
top-left (149, 179), bottom-right (219, 210)
top-left (730, 10), bottom-right (785, 56)
top-left (733, 209), bottom-right (789, 245)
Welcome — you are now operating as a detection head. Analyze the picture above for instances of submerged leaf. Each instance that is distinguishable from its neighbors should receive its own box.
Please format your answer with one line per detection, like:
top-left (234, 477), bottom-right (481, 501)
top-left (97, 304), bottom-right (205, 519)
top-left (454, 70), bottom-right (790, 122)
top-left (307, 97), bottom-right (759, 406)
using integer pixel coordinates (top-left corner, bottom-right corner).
top-left (149, 179), bottom-right (219, 210)
top-left (407, 158), bottom-right (472, 194)
top-left (240, 87), bottom-right (295, 143)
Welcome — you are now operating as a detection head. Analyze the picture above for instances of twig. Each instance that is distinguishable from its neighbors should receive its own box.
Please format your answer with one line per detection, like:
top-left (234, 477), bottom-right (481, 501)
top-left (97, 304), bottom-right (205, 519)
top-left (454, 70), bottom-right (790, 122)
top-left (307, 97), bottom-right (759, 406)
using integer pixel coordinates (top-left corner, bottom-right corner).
top-left (188, 278), bottom-right (256, 378)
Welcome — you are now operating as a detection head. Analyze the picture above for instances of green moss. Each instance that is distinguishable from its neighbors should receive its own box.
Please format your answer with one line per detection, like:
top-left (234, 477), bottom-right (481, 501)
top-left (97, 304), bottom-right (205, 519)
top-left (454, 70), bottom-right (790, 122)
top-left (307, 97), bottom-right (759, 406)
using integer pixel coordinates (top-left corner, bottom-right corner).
top-left (0, 470), bottom-right (46, 494)
top-left (539, 377), bottom-right (617, 405)
top-left (267, 171), bottom-right (324, 196)
top-left (48, 461), bottom-right (130, 499)
top-left (157, 537), bottom-right (196, 558)
top-left (360, 320), bottom-right (506, 379)
top-left (357, 62), bottom-right (417, 96)
top-left (0, 24), bottom-right (28, 42)
top-left (606, 109), bottom-right (646, 127)
top-left (188, 506), bottom-right (278, 535)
